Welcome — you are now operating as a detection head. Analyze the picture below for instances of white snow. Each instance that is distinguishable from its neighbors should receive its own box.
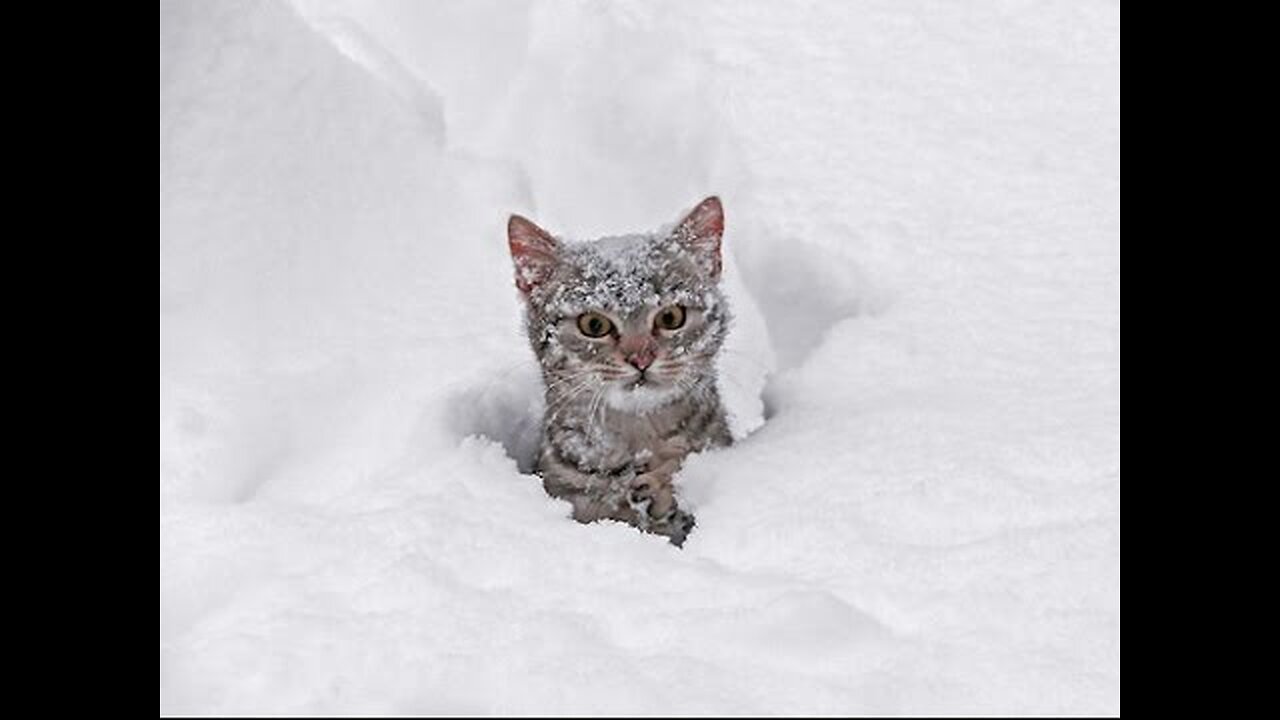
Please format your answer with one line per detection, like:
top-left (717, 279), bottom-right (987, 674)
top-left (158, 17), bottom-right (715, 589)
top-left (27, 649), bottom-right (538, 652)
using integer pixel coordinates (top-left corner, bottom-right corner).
top-left (160, 0), bottom-right (1120, 714)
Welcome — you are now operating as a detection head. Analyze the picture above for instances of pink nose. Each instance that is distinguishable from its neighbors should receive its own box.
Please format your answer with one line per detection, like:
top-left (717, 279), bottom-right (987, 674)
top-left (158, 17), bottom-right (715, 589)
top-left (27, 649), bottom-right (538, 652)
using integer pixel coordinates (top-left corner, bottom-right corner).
top-left (627, 350), bottom-right (655, 371)
top-left (619, 335), bottom-right (657, 371)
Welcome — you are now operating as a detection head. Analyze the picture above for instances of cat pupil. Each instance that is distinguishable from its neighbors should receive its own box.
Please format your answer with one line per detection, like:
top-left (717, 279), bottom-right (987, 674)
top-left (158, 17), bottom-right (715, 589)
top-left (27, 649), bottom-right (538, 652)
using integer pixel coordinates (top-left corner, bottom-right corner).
top-left (578, 313), bottom-right (612, 337)
top-left (657, 305), bottom-right (684, 330)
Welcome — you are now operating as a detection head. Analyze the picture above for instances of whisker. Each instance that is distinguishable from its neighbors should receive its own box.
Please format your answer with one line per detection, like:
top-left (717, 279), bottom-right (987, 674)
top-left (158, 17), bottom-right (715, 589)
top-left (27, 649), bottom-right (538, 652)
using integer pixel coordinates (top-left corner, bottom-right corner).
top-left (545, 378), bottom-right (597, 420)
top-left (585, 384), bottom-right (606, 439)
top-left (544, 370), bottom-right (595, 393)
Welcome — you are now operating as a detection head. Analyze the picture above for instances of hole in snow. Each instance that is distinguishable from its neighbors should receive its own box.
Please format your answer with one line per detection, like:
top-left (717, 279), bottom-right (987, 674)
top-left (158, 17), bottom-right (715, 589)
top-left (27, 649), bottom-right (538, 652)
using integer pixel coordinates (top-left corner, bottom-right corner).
top-left (720, 220), bottom-right (888, 425)
top-left (734, 235), bottom-right (875, 372)
top-left (446, 362), bottom-right (544, 473)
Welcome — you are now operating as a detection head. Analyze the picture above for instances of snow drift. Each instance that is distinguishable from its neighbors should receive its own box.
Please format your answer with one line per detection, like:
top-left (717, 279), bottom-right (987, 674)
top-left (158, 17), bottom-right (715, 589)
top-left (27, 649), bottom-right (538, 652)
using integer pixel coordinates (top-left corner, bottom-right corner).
top-left (160, 0), bottom-right (1120, 713)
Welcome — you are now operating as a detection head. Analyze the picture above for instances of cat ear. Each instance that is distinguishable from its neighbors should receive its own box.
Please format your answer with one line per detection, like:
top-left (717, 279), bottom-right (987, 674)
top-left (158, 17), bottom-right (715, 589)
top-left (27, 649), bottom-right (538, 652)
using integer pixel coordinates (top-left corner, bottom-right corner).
top-left (508, 214), bottom-right (560, 294)
top-left (671, 196), bottom-right (724, 279)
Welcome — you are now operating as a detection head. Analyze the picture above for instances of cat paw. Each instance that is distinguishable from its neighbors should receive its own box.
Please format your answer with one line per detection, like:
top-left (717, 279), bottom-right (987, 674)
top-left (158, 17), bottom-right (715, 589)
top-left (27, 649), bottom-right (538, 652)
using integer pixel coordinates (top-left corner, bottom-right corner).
top-left (652, 508), bottom-right (696, 547)
top-left (626, 472), bottom-right (695, 546)
top-left (628, 472), bottom-right (676, 519)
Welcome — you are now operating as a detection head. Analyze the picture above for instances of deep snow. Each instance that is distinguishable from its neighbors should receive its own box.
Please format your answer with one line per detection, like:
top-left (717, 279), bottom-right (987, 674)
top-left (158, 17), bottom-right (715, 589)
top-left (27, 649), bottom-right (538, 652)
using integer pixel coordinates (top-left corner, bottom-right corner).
top-left (159, 0), bottom-right (1120, 714)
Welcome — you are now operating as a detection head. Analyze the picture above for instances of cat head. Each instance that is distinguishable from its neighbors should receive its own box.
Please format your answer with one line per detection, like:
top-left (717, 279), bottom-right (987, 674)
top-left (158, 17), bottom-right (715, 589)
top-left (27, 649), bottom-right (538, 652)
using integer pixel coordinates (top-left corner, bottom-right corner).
top-left (508, 197), bottom-right (729, 413)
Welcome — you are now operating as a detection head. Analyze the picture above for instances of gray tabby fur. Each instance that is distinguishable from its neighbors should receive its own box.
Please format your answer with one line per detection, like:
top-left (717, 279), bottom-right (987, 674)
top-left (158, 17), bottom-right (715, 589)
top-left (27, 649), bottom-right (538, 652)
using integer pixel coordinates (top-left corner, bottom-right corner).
top-left (507, 197), bottom-right (732, 546)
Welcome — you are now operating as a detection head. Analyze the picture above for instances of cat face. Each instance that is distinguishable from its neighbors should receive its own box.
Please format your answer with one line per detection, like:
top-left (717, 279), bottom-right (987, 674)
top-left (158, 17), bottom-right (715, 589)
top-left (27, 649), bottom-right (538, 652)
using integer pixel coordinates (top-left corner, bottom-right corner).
top-left (509, 197), bottom-right (729, 413)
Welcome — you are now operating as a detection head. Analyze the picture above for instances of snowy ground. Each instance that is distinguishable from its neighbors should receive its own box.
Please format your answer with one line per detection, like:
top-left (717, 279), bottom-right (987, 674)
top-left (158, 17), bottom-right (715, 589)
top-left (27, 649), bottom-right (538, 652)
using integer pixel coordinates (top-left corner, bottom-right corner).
top-left (160, 0), bottom-right (1119, 714)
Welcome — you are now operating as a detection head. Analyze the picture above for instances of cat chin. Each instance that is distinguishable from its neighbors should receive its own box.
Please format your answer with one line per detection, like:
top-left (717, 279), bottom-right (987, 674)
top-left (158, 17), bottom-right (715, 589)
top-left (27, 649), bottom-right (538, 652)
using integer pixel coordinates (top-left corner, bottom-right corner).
top-left (604, 383), bottom-right (679, 414)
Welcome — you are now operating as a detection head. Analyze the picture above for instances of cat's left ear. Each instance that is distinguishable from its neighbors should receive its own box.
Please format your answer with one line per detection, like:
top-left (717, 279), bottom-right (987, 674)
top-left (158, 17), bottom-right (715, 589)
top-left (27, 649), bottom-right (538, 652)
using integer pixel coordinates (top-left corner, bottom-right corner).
top-left (672, 196), bottom-right (724, 279)
top-left (508, 214), bottom-right (560, 294)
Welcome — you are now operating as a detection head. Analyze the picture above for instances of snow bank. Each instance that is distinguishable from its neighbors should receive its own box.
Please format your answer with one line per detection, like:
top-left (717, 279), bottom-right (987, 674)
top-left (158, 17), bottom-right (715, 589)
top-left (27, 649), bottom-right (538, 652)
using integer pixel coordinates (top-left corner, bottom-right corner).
top-left (160, 0), bottom-right (1119, 714)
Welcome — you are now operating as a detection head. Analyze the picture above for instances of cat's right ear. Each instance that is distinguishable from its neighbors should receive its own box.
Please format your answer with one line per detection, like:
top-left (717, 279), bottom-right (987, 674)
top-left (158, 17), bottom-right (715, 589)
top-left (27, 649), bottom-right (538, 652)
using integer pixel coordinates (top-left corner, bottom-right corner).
top-left (671, 196), bottom-right (724, 280)
top-left (508, 214), bottom-right (560, 294)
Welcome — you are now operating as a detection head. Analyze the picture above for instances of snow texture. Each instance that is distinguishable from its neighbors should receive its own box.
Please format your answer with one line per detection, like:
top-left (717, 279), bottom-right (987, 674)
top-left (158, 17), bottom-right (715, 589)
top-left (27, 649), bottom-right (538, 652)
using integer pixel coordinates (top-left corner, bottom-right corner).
top-left (159, 0), bottom-right (1120, 714)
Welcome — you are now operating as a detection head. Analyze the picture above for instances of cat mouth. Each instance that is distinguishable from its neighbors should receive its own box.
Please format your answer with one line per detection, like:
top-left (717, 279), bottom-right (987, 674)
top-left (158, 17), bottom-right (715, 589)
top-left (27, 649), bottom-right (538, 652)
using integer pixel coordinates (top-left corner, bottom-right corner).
top-left (605, 378), bottom-right (678, 413)
top-left (621, 372), bottom-right (659, 390)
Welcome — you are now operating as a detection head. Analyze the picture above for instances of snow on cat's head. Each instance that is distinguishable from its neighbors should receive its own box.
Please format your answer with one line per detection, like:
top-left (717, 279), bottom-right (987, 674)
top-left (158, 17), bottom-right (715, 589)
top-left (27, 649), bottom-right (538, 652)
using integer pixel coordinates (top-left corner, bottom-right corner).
top-left (508, 197), bottom-right (729, 413)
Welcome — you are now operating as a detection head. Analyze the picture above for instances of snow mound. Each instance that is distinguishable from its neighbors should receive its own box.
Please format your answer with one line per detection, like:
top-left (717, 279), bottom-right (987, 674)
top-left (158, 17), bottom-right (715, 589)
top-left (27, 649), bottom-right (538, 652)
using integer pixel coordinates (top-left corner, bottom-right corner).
top-left (160, 0), bottom-right (1119, 714)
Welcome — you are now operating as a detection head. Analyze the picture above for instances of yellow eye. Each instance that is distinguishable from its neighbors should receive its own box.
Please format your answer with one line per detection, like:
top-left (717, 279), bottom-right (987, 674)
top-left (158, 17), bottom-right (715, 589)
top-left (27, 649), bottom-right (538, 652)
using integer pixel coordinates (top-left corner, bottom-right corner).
top-left (655, 305), bottom-right (686, 331)
top-left (577, 312), bottom-right (614, 338)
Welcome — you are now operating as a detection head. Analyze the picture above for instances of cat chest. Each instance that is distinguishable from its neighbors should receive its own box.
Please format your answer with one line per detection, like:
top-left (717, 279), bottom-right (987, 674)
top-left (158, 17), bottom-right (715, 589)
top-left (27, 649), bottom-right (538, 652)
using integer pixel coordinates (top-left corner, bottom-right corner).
top-left (601, 408), bottom-right (694, 462)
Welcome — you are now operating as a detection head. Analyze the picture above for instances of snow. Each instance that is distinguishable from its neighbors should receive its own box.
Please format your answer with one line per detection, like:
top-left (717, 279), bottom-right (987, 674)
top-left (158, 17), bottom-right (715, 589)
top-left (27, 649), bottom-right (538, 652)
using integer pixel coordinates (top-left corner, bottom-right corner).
top-left (539, 233), bottom-right (715, 324)
top-left (159, 0), bottom-right (1120, 714)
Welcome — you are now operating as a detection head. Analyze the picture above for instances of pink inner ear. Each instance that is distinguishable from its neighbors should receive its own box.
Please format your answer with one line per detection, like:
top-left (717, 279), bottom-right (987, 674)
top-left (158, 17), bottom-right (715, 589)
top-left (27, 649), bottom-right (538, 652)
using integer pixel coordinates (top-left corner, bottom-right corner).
top-left (680, 196), bottom-right (724, 239)
top-left (674, 196), bottom-right (724, 277)
top-left (508, 215), bottom-right (559, 293)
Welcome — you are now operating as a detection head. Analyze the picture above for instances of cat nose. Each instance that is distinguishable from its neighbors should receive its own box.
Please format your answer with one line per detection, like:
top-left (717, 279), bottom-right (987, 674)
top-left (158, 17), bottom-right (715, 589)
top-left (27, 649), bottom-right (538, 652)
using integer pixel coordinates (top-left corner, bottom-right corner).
top-left (627, 351), bottom-right (655, 371)
top-left (619, 335), bottom-right (658, 371)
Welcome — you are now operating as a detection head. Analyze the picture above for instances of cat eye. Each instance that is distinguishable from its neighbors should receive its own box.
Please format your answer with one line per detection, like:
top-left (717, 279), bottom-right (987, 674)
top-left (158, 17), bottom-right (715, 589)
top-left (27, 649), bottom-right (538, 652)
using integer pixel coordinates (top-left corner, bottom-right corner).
top-left (655, 305), bottom-right (686, 331)
top-left (577, 312), bottom-right (614, 338)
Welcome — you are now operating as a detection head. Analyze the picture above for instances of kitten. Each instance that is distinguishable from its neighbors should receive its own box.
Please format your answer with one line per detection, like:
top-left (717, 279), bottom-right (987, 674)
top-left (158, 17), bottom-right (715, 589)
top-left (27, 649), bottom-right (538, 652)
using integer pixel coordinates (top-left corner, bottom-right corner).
top-left (507, 197), bottom-right (733, 546)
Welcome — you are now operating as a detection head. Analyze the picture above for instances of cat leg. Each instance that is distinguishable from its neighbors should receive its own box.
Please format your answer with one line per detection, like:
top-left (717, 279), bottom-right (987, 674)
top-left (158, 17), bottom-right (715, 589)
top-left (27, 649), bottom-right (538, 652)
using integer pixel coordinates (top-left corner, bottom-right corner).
top-left (628, 468), bottom-right (696, 547)
top-left (539, 454), bottom-right (639, 526)
top-left (540, 447), bottom-right (694, 545)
